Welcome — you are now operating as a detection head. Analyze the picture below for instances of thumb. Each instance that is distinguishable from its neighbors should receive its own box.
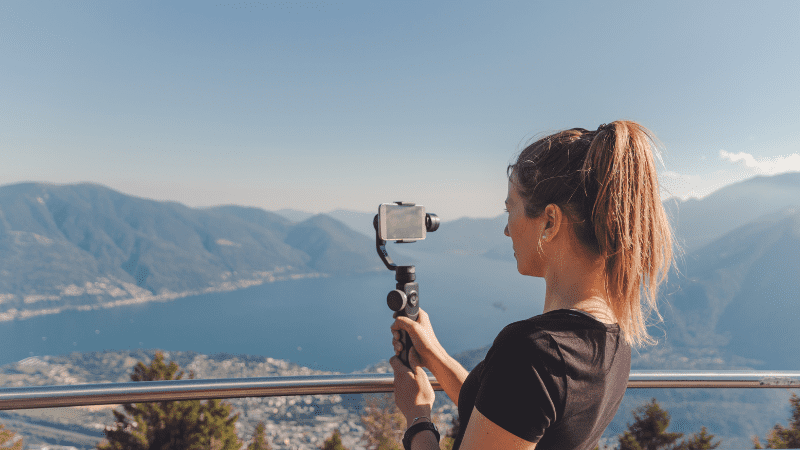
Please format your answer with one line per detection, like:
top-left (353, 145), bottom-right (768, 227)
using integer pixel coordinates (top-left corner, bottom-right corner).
top-left (408, 347), bottom-right (425, 375)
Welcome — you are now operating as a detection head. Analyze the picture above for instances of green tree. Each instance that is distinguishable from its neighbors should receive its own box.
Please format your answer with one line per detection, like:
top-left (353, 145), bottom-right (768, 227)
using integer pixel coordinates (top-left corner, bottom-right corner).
top-left (0, 424), bottom-right (23, 450)
top-left (753, 394), bottom-right (800, 449)
top-left (248, 422), bottom-right (271, 450)
top-left (619, 398), bottom-right (683, 450)
top-left (98, 351), bottom-right (241, 450)
top-left (360, 394), bottom-right (405, 450)
top-left (321, 429), bottom-right (350, 450)
top-left (440, 414), bottom-right (460, 450)
top-left (675, 427), bottom-right (721, 450)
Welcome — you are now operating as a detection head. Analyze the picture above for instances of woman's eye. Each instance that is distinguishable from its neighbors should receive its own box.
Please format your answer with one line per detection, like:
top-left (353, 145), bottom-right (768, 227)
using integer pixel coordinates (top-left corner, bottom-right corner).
top-left (503, 208), bottom-right (509, 213)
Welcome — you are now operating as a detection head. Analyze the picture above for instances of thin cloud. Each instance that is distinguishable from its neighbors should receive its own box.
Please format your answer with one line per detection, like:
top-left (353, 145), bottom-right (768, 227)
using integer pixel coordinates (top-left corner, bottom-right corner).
top-left (719, 150), bottom-right (800, 175)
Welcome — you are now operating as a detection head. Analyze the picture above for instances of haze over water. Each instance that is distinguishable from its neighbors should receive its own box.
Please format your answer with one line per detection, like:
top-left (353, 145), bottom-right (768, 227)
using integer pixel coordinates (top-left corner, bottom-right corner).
top-left (0, 249), bottom-right (542, 373)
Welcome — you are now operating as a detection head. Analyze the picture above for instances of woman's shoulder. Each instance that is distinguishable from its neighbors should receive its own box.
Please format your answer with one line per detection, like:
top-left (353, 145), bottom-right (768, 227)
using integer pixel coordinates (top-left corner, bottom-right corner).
top-left (486, 315), bottom-right (563, 362)
top-left (498, 309), bottom-right (617, 339)
top-left (489, 309), bottom-right (627, 362)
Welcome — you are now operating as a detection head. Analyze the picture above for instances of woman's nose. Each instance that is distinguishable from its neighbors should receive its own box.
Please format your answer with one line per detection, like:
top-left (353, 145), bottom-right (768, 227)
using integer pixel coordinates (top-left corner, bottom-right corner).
top-left (504, 225), bottom-right (509, 236)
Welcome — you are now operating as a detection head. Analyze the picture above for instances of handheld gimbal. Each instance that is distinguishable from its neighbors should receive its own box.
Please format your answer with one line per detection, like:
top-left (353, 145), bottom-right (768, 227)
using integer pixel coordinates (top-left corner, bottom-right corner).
top-left (374, 202), bottom-right (439, 368)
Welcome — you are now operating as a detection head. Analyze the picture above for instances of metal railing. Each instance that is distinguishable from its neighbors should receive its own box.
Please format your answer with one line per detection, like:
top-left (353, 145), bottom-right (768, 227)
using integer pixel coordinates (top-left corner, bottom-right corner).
top-left (1, 371), bottom-right (799, 411)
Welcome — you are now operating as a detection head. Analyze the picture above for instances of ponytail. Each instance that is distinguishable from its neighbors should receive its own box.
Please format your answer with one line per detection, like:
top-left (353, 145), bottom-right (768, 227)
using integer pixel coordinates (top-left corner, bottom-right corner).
top-left (509, 120), bottom-right (674, 347)
top-left (585, 121), bottom-right (673, 346)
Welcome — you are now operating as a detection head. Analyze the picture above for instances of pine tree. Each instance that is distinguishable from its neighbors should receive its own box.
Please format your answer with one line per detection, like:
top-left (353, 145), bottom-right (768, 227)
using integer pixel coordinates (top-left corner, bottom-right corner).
top-left (440, 414), bottom-right (460, 450)
top-left (619, 432), bottom-right (645, 450)
top-left (618, 398), bottom-right (683, 450)
top-left (248, 421), bottom-right (271, 450)
top-left (675, 427), bottom-right (721, 450)
top-left (0, 424), bottom-right (23, 450)
top-left (321, 429), bottom-right (350, 450)
top-left (753, 394), bottom-right (800, 449)
top-left (360, 394), bottom-right (405, 450)
top-left (97, 351), bottom-right (241, 450)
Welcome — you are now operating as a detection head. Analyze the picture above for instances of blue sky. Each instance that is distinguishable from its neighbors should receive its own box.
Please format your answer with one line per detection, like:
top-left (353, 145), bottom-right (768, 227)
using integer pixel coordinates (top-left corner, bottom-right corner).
top-left (2, 1), bottom-right (799, 220)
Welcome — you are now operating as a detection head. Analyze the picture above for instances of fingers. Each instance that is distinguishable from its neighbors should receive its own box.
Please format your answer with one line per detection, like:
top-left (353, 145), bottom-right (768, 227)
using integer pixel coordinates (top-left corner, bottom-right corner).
top-left (391, 350), bottom-right (424, 376)
top-left (391, 314), bottom-right (417, 332)
top-left (389, 355), bottom-right (411, 374)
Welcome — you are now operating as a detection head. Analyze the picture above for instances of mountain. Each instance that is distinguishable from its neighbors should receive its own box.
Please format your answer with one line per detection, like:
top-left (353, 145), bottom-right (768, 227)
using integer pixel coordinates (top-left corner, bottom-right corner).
top-left (275, 208), bottom-right (315, 223)
top-left (661, 207), bottom-right (800, 368)
top-left (326, 209), bottom-right (377, 238)
top-left (284, 214), bottom-right (380, 274)
top-left (417, 214), bottom-right (512, 261)
top-left (664, 172), bottom-right (800, 251)
top-left (0, 183), bottom-right (381, 320)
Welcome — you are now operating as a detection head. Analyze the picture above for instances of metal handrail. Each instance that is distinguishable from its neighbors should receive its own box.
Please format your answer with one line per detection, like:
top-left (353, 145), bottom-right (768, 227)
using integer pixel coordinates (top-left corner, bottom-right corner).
top-left (1, 371), bottom-right (798, 411)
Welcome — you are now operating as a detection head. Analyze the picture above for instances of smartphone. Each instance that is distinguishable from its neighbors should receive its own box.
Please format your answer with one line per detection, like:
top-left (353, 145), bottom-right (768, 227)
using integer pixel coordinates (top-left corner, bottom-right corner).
top-left (378, 203), bottom-right (426, 241)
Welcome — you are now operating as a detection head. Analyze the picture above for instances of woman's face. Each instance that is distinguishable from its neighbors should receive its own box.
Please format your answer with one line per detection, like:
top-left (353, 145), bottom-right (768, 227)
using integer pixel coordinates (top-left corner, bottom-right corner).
top-left (504, 178), bottom-right (546, 277)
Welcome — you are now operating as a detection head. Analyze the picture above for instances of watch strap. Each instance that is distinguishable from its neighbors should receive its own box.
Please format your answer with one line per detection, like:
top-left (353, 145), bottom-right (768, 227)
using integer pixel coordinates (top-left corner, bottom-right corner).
top-left (403, 421), bottom-right (440, 450)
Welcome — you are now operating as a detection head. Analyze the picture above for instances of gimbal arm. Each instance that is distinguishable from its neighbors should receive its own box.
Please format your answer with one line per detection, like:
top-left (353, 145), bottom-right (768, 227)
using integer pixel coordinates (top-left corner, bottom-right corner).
top-left (373, 215), bottom-right (397, 271)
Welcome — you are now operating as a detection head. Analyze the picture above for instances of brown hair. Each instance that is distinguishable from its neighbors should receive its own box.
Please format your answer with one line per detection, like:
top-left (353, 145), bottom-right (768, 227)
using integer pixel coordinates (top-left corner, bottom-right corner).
top-left (508, 120), bottom-right (674, 347)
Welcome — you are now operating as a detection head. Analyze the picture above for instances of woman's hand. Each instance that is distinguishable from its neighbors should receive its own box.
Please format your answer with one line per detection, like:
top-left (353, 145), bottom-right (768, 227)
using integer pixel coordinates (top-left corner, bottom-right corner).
top-left (392, 308), bottom-right (468, 408)
top-left (391, 309), bottom-right (444, 370)
top-left (390, 347), bottom-right (435, 424)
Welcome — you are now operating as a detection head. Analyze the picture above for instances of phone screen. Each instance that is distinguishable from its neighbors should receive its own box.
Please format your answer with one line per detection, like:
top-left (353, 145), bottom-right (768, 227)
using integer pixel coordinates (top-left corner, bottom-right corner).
top-left (379, 204), bottom-right (426, 241)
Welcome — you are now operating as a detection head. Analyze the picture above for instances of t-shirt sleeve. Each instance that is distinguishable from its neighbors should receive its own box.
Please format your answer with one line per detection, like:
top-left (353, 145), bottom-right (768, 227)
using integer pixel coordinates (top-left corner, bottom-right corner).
top-left (473, 331), bottom-right (562, 443)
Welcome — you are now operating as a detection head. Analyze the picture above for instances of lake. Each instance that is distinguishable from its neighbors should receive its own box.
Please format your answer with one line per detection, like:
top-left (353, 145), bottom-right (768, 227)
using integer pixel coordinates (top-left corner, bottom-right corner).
top-left (0, 249), bottom-right (544, 372)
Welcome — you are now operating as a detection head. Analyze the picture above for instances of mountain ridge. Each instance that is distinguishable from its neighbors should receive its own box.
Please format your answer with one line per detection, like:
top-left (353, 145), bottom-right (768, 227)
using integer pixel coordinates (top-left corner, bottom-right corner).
top-left (0, 182), bottom-right (382, 321)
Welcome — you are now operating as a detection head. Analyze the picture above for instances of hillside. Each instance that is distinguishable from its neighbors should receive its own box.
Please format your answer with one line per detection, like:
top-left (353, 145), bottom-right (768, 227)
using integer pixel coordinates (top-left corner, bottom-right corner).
top-left (0, 183), bottom-right (382, 321)
top-left (664, 172), bottom-right (800, 251)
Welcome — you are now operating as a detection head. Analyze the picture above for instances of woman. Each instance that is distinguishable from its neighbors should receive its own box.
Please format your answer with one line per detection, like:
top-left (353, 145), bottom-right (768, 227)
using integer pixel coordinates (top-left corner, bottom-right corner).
top-left (390, 121), bottom-right (674, 450)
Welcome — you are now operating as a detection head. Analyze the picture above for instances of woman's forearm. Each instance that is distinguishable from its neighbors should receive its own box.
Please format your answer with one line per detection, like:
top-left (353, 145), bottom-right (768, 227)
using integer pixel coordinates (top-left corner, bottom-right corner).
top-left (427, 346), bottom-right (469, 406)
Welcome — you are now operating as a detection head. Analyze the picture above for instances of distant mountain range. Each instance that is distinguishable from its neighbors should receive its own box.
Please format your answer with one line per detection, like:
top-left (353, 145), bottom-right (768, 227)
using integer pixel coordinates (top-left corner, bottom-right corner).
top-left (1, 173), bottom-right (799, 371)
top-left (1, 175), bottom-right (799, 449)
top-left (0, 183), bottom-right (382, 320)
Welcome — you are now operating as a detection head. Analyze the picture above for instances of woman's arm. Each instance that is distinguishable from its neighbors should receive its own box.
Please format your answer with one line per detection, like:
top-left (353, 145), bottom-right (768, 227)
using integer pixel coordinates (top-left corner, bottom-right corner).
top-left (424, 347), bottom-right (469, 407)
top-left (390, 351), bottom-right (439, 450)
top-left (459, 407), bottom-right (537, 450)
top-left (392, 309), bottom-right (469, 405)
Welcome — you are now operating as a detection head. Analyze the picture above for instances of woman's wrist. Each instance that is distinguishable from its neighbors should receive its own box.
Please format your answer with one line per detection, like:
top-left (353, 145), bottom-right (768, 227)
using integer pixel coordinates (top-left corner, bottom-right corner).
top-left (409, 427), bottom-right (439, 450)
top-left (404, 420), bottom-right (440, 450)
top-left (405, 407), bottom-right (432, 426)
top-left (425, 343), bottom-right (449, 373)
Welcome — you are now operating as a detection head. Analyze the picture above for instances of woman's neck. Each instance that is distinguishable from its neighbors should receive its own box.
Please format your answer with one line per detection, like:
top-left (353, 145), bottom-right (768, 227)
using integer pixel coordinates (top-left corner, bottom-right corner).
top-left (542, 252), bottom-right (616, 324)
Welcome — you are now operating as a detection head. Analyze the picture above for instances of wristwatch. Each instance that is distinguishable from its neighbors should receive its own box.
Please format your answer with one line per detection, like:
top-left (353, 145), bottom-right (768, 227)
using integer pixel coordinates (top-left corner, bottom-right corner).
top-left (403, 421), bottom-right (440, 450)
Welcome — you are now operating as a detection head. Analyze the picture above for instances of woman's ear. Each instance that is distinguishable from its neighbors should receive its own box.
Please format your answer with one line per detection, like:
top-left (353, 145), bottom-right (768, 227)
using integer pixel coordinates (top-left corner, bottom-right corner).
top-left (541, 204), bottom-right (562, 241)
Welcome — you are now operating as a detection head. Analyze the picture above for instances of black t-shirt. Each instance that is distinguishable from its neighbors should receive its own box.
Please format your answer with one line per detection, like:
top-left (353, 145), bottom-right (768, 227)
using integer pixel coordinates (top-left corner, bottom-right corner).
top-left (452, 309), bottom-right (630, 450)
